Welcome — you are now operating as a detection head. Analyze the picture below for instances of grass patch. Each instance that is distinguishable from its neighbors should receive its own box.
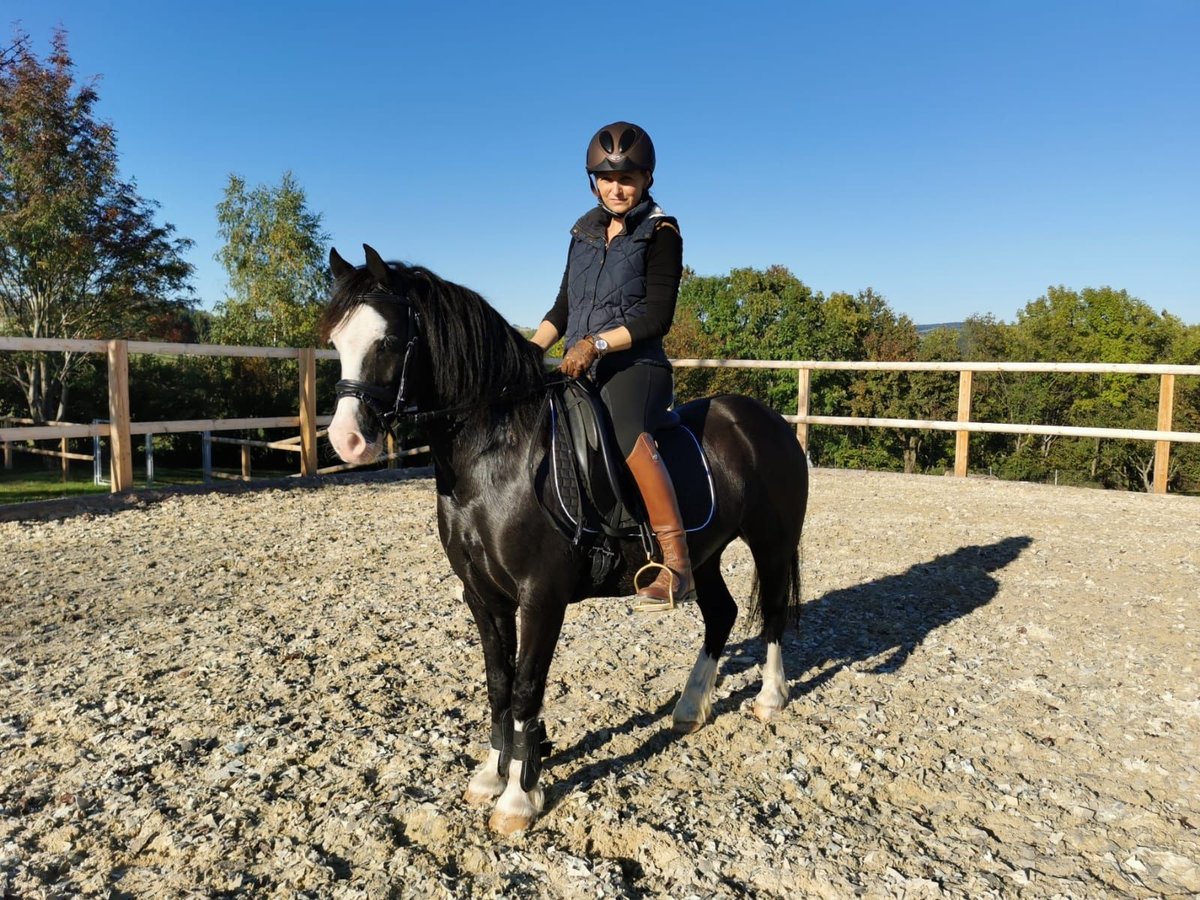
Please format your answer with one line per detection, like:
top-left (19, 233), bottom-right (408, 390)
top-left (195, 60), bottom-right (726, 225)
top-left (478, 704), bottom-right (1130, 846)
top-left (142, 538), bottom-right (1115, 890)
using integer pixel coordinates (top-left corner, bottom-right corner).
top-left (0, 462), bottom-right (297, 506)
top-left (0, 468), bottom-right (110, 505)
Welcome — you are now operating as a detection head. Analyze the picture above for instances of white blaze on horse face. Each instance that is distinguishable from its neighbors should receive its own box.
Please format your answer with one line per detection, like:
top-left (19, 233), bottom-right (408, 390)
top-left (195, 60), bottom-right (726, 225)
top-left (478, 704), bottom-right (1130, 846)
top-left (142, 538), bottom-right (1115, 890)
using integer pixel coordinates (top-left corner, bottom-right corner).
top-left (328, 305), bottom-right (388, 464)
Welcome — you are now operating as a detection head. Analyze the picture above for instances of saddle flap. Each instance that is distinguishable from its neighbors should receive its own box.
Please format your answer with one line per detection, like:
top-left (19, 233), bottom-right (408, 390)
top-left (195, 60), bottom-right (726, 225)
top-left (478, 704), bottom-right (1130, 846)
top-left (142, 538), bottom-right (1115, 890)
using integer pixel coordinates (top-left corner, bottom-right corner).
top-left (560, 378), bottom-right (644, 524)
top-left (544, 378), bottom-right (714, 539)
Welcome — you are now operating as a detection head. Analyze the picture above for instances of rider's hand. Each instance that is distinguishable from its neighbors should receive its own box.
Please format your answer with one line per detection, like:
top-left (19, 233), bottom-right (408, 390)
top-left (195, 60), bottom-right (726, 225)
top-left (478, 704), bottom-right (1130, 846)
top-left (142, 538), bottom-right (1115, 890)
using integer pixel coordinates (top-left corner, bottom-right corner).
top-left (559, 337), bottom-right (599, 377)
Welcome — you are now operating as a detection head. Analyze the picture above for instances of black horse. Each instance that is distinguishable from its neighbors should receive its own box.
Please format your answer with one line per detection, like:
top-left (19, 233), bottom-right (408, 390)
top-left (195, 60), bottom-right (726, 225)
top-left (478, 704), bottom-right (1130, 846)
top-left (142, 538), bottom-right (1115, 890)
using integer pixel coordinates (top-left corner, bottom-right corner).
top-left (322, 246), bottom-right (808, 834)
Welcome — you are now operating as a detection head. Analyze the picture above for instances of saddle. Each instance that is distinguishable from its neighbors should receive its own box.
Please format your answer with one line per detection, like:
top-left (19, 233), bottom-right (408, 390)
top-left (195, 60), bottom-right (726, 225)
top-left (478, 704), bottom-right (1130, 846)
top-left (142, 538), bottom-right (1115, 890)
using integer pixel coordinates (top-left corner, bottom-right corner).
top-left (534, 377), bottom-right (716, 583)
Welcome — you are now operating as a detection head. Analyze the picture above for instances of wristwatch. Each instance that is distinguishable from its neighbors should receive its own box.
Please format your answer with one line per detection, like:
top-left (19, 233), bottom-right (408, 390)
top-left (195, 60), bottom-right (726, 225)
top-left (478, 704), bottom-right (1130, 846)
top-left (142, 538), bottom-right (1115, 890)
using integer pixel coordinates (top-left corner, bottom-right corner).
top-left (592, 336), bottom-right (609, 356)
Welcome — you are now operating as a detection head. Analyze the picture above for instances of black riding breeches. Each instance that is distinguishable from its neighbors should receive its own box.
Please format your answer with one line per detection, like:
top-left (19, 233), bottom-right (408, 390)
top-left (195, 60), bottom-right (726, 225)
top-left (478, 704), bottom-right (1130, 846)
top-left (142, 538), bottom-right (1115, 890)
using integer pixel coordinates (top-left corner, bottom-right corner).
top-left (596, 361), bottom-right (674, 458)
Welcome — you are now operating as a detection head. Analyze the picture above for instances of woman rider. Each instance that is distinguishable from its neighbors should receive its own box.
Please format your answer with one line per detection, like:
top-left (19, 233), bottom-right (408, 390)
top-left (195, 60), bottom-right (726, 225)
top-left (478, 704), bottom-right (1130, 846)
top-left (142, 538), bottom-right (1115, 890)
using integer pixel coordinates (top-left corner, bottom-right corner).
top-left (529, 121), bottom-right (694, 606)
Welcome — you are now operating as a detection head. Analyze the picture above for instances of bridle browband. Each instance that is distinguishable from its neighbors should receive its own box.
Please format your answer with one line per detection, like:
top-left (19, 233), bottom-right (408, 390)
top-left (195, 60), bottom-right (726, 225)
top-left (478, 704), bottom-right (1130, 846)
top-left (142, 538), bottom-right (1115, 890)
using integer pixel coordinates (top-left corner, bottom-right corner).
top-left (333, 287), bottom-right (559, 434)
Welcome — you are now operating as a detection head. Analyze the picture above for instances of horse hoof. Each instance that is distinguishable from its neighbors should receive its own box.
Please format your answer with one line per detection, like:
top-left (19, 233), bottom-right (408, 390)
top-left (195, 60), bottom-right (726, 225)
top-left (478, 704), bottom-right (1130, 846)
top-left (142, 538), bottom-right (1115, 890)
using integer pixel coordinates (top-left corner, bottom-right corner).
top-left (489, 810), bottom-right (534, 835)
top-left (464, 786), bottom-right (499, 806)
top-left (671, 718), bottom-right (705, 734)
top-left (752, 701), bottom-right (781, 723)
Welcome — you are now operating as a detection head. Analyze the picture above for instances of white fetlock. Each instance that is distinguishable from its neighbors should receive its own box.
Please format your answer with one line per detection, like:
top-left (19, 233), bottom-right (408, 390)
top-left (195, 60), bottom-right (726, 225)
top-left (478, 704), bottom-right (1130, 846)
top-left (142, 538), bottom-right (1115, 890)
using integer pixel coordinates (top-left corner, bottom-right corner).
top-left (464, 748), bottom-right (506, 805)
top-left (489, 758), bottom-right (544, 835)
top-left (752, 642), bottom-right (788, 722)
top-left (672, 649), bottom-right (718, 733)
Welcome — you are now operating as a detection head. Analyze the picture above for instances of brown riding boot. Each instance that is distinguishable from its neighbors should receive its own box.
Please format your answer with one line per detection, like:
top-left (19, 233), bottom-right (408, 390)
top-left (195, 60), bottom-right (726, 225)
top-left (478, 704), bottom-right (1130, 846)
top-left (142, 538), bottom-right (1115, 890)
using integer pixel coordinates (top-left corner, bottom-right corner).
top-left (626, 433), bottom-right (696, 608)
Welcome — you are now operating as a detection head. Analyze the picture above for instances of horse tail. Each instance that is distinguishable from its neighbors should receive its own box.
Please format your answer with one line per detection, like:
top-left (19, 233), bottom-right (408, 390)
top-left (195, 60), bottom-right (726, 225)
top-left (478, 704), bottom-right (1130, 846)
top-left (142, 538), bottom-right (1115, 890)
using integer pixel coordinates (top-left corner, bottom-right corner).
top-left (746, 536), bottom-right (802, 636)
top-left (784, 540), bottom-right (802, 629)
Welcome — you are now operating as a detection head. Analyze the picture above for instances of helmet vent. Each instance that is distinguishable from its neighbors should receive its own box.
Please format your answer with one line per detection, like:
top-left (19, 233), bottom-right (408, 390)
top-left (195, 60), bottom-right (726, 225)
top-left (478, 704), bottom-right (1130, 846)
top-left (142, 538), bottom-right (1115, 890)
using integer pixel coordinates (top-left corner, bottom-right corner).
top-left (618, 128), bottom-right (637, 152)
top-left (599, 131), bottom-right (615, 153)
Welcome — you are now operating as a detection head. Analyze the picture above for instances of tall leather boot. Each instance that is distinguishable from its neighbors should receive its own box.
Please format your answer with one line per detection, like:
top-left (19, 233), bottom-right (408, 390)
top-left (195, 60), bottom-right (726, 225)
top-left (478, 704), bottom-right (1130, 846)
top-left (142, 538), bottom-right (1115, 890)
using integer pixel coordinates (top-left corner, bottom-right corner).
top-left (626, 433), bottom-right (696, 608)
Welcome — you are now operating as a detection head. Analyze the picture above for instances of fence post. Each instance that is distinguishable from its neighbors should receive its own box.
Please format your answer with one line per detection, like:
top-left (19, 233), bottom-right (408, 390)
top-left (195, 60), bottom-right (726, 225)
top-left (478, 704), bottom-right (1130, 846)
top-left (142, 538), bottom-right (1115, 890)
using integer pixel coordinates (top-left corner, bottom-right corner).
top-left (61, 436), bottom-right (69, 481)
top-left (144, 433), bottom-right (154, 488)
top-left (1153, 373), bottom-right (1175, 495)
top-left (298, 348), bottom-right (318, 476)
top-left (93, 426), bottom-right (104, 485)
top-left (202, 431), bottom-right (212, 483)
top-left (954, 369), bottom-right (973, 478)
top-left (2, 441), bottom-right (10, 470)
top-left (387, 432), bottom-right (397, 469)
top-left (241, 442), bottom-right (252, 480)
top-left (795, 367), bottom-right (811, 450)
top-left (107, 339), bottom-right (134, 492)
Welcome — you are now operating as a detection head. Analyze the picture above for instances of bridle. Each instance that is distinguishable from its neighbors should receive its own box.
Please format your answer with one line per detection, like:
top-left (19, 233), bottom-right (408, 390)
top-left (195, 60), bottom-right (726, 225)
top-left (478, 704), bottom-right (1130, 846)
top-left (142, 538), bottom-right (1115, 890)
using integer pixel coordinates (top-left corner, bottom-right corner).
top-left (333, 288), bottom-right (562, 435)
top-left (333, 290), bottom-right (423, 434)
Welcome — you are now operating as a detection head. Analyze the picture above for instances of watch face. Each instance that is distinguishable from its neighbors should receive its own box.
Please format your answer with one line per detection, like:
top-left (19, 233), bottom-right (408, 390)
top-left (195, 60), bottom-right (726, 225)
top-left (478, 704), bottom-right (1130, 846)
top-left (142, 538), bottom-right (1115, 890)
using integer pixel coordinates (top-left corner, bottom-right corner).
top-left (594, 338), bottom-right (608, 353)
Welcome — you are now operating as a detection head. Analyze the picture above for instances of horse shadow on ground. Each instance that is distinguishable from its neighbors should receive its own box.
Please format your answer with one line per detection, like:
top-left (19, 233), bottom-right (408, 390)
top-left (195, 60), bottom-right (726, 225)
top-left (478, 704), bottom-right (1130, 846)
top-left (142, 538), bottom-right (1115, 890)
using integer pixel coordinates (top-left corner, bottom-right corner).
top-left (545, 534), bottom-right (1033, 807)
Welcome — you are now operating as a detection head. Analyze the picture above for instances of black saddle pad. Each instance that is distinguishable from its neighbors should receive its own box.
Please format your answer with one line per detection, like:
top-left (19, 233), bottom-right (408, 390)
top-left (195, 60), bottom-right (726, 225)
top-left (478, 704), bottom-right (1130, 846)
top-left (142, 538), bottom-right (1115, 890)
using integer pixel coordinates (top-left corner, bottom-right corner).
top-left (548, 405), bottom-right (715, 536)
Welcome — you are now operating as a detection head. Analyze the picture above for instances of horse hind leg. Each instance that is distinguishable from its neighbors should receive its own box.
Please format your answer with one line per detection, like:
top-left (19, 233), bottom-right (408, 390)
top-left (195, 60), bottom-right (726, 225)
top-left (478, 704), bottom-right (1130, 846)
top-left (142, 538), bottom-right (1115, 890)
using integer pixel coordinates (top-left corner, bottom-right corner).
top-left (672, 555), bottom-right (737, 733)
top-left (749, 544), bottom-right (801, 722)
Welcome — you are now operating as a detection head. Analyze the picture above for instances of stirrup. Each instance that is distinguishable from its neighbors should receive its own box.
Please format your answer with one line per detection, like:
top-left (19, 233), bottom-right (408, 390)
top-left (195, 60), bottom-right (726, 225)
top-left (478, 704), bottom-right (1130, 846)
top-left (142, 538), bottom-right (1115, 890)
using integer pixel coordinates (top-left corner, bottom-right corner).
top-left (632, 560), bottom-right (676, 613)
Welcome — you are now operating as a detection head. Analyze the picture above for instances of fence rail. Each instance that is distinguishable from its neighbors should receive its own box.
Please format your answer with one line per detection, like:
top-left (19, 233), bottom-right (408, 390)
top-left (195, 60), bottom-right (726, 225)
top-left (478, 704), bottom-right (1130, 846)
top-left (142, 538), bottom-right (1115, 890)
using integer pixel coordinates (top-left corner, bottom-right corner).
top-left (2, 338), bottom-right (1197, 494)
top-left (672, 358), bottom-right (1198, 493)
top-left (0, 338), bottom-right (340, 490)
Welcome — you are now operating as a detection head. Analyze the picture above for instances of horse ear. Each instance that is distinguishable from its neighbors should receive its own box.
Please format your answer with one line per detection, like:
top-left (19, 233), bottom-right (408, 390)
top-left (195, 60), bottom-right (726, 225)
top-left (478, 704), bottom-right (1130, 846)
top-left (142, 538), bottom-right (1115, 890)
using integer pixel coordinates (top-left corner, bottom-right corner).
top-left (363, 244), bottom-right (390, 285)
top-left (329, 247), bottom-right (353, 280)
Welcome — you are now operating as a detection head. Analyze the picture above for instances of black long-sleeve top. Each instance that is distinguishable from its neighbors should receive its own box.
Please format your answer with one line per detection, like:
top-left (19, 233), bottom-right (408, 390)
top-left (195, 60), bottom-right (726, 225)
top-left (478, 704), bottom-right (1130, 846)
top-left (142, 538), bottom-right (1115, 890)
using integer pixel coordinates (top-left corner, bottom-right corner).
top-left (541, 222), bottom-right (684, 344)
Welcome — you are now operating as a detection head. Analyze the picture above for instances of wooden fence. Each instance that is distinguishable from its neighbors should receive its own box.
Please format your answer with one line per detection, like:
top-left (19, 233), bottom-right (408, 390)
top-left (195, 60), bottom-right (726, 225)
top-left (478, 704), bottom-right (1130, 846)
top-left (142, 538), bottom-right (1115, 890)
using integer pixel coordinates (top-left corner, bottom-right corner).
top-left (0, 338), bottom-right (338, 491)
top-left (672, 358), bottom-right (1200, 494)
top-left (2, 337), bottom-right (1198, 495)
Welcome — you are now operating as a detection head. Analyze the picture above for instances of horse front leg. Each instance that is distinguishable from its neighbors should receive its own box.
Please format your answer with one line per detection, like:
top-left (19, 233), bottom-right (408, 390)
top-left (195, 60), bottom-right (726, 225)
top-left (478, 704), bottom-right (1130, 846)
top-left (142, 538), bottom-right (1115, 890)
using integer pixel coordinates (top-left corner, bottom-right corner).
top-left (462, 589), bottom-right (518, 806)
top-left (490, 601), bottom-right (566, 835)
top-left (673, 556), bottom-right (737, 732)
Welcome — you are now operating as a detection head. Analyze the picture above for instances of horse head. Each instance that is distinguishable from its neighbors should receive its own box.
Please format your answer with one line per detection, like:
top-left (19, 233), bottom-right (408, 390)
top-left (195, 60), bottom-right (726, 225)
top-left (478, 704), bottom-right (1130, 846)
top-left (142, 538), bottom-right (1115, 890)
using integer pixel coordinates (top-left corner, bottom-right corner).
top-left (322, 244), bottom-right (425, 465)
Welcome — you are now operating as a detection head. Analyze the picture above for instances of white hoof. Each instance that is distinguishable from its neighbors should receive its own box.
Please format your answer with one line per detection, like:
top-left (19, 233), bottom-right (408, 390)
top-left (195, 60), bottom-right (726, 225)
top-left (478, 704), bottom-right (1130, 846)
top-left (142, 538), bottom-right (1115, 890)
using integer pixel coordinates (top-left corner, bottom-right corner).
top-left (490, 808), bottom-right (536, 835)
top-left (751, 691), bottom-right (786, 723)
top-left (671, 715), bottom-right (706, 734)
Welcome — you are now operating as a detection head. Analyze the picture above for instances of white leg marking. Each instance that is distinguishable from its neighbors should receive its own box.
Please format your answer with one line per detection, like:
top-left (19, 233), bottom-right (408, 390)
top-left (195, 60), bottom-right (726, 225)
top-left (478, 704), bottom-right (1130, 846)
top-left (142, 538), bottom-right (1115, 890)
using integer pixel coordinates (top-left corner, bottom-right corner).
top-left (464, 747), bottom-right (506, 805)
top-left (489, 716), bottom-right (544, 835)
top-left (672, 649), bottom-right (718, 733)
top-left (753, 641), bottom-right (788, 721)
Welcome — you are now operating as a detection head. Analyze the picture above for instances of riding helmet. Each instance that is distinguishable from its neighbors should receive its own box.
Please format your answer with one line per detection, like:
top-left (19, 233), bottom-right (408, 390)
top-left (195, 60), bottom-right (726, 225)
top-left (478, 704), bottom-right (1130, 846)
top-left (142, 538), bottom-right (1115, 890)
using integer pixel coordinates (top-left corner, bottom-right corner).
top-left (586, 122), bottom-right (656, 176)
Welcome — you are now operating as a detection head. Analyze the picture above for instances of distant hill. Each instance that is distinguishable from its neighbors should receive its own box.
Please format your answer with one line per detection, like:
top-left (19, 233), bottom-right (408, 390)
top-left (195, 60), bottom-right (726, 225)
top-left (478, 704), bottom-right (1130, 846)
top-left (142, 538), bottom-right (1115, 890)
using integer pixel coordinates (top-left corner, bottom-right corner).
top-left (916, 322), bottom-right (965, 335)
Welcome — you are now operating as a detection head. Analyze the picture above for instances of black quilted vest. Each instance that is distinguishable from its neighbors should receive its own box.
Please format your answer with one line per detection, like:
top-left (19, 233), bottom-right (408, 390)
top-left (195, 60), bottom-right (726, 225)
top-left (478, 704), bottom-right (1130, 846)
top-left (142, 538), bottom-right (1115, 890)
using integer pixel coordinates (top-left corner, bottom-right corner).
top-left (564, 196), bottom-right (675, 367)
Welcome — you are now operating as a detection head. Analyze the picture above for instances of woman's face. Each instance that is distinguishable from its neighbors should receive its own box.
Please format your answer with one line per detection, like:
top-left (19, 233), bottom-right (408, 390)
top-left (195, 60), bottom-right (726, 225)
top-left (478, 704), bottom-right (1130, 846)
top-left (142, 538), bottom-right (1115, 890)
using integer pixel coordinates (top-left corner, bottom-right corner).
top-left (594, 170), bottom-right (650, 216)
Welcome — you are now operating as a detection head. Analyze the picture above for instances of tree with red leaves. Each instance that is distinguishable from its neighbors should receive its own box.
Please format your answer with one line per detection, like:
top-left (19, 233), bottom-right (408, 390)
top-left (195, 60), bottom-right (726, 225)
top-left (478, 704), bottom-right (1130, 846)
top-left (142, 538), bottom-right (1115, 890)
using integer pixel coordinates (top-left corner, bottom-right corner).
top-left (0, 28), bottom-right (194, 423)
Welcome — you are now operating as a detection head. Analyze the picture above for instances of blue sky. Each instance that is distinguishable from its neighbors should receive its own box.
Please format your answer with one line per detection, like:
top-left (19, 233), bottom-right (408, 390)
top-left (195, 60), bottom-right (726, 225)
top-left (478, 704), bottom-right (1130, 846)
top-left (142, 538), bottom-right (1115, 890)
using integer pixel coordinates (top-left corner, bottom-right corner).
top-left (6, 1), bottom-right (1199, 327)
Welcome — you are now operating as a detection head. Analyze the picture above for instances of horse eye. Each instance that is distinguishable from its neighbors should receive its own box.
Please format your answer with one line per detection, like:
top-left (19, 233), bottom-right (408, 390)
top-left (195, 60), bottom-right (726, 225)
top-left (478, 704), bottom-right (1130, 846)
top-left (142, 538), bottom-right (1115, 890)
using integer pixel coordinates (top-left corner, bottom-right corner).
top-left (380, 335), bottom-right (401, 352)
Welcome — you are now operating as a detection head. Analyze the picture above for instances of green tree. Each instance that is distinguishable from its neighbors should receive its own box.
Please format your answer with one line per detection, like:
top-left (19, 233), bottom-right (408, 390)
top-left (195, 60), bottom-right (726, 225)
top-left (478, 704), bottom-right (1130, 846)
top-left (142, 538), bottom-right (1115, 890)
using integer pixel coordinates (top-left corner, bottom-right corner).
top-left (213, 171), bottom-right (328, 348)
top-left (822, 289), bottom-right (923, 471)
top-left (0, 28), bottom-right (194, 423)
top-left (667, 264), bottom-right (823, 411)
top-left (1003, 286), bottom-right (1189, 490)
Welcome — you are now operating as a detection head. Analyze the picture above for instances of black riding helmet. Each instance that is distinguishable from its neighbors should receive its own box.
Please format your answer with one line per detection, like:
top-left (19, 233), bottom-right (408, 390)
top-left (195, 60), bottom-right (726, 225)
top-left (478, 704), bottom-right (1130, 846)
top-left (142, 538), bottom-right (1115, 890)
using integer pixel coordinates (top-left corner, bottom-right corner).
top-left (586, 122), bottom-right (656, 216)
top-left (586, 121), bottom-right (656, 177)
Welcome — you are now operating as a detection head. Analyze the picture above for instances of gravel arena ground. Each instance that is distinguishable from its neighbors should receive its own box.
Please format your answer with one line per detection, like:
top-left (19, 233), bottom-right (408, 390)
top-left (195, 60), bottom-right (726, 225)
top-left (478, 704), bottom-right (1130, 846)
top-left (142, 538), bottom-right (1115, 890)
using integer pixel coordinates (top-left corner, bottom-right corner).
top-left (1, 467), bottom-right (1197, 899)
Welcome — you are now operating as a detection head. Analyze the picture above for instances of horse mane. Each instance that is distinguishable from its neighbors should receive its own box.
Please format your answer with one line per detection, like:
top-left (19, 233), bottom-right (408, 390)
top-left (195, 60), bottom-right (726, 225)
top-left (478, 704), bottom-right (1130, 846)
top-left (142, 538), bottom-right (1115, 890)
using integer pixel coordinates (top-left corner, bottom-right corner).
top-left (319, 260), bottom-right (546, 409)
